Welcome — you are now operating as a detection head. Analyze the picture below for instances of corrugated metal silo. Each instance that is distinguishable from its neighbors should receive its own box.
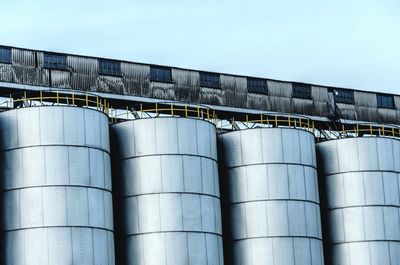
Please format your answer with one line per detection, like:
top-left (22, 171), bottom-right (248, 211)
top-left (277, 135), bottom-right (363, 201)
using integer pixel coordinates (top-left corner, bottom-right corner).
top-left (318, 137), bottom-right (400, 265)
top-left (111, 117), bottom-right (223, 265)
top-left (218, 128), bottom-right (324, 265)
top-left (0, 106), bottom-right (115, 265)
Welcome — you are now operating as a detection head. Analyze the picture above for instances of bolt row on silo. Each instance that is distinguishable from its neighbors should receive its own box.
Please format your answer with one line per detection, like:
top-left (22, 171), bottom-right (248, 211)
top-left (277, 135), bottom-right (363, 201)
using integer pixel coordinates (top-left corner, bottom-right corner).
top-left (218, 127), bottom-right (324, 265)
top-left (111, 117), bottom-right (224, 265)
top-left (318, 137), bottom-right (400, 265)
top-left (0, 106), bottom-right (115, 265)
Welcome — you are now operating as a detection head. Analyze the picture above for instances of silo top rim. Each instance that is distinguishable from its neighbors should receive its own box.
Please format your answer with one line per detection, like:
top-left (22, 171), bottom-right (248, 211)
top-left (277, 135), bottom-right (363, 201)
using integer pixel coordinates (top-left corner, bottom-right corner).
top-left (112, 116), bottom-right (217, 128)
top-left (217, 126), bottom-right (314, 137)
top-left (317, 135), bottom-right (400, 145)
top-left (0, 105), bottom-right (108, 117)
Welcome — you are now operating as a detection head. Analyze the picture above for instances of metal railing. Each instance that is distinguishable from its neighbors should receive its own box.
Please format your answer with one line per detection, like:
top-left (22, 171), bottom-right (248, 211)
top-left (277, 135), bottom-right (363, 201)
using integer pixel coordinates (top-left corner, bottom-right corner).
top-left (1, 90), bottom-right (109, 114)
top-left (339, 123), bottom-right (400, 138)
top-left (1, 89), bottom-right (399, 140)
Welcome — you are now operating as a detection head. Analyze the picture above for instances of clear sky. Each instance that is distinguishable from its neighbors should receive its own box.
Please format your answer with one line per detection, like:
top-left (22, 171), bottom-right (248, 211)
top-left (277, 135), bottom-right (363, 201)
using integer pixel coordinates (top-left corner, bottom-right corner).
top-left (1, 0), bottom-right (399, 93)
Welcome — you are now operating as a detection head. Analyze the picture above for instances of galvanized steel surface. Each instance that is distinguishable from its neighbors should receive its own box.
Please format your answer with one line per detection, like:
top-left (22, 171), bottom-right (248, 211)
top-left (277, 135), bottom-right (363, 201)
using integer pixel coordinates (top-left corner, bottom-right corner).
top-left (318, 137), bottom-right (400, 265)
top-left (0, 106), bottom-right (115, 265)
top-left (112, 117), bottom-right (223, 265)
top-left (218, 128), bottom-right (324, 265)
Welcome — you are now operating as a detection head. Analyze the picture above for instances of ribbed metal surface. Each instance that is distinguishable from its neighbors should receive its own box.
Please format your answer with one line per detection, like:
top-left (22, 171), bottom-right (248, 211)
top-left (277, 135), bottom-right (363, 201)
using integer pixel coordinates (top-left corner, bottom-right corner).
top-left (218, 128), bottom-right (324, 265)
top-left (0, 106), bottom-right (115, 265)
top-left (112, 117), bottom-right (223, 265)
top-left (318, 137), bottom-right (400, 265)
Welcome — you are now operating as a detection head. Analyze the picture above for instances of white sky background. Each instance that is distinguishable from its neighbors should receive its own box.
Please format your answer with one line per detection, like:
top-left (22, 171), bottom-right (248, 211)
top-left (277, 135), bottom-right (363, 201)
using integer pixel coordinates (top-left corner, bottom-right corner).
top-left (1, 0), bottom-right (399, 93)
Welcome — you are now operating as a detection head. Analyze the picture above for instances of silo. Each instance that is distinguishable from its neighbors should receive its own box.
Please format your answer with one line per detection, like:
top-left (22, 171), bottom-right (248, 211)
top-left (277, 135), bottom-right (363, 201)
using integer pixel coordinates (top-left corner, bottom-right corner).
top-left (111, 117), bottom-right (223, 265)
top-left (0, 106), bottom-right (115, 265)
top-left (318, 137), bottom-right (400, 265)
top-left (218, 127), bottom-right (324, 265)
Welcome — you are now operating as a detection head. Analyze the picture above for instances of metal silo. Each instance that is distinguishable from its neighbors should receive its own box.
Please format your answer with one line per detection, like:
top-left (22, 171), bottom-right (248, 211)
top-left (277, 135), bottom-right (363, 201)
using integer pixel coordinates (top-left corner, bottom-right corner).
top-left (111, 117), bottom-right (223, 265)
top-left (318, 137), bottom-right (400, 265)
top-left (218, 127), bottom-right (324, 265)
top-left (0, 106), bottom-right (115, 265)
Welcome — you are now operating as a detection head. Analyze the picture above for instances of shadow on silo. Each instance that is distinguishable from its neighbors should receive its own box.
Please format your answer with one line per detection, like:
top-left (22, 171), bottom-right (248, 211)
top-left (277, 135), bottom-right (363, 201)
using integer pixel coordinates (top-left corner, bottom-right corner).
top-left (316, 143), bottom-right (332, 265)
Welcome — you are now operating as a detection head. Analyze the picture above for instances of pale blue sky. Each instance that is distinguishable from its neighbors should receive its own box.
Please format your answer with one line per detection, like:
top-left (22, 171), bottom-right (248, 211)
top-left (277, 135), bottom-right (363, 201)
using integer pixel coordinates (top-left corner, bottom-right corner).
top-left (1, 0), bottom-right (399, 93)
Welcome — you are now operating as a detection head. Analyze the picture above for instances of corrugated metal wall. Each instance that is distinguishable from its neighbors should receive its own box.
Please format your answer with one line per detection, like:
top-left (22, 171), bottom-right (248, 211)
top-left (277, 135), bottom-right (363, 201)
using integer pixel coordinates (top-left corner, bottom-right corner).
top-left (1, 47), bottom-right (399, 124)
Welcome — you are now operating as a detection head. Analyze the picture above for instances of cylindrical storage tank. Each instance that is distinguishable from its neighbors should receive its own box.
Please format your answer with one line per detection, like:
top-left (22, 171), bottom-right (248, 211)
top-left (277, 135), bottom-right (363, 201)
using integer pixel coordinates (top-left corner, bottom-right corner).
top-left (218, 128), bottom-right (324, 265)
top-left (112, 117), bottom-right (223, 265)
top-left (318, 137), bottom-right (400, 265)
top-left (0, 106), bottom-right (115, 265)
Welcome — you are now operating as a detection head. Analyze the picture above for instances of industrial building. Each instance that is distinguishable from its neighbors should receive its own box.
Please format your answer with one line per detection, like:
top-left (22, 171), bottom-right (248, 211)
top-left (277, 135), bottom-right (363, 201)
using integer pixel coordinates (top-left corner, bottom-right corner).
top-left (0, 45), bottom-right (399, 265)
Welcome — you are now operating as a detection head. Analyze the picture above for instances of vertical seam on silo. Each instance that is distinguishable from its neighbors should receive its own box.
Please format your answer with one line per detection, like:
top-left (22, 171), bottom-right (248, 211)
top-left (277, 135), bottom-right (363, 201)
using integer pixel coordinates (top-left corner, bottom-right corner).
top-left (99, 112), bottom-right (102, 152)
top-left (216, 234), bottom-right (221, 265)
top-left (381, 205), bottom-right (387, 250)
top-left (159, 156), bottom-right (163, 196)
top-left (338, 142), bottom-right (347, 243)
top-left (185, 233), bottom-right (189, 264)
top-left (91, 228), bottom-right (95, 264)
top-left (103, 188), bottom-right (107, 232)
top-left (105, 228), bottom-right (110, 264)
top-left (291, 237), bottom-right (295, 265)
top-left (271, 237), bottom-right (276, 265)
top-left (179, 193), bottom-right (185, 251)
top-left (357, 140), bottom-right (368, 243)
top-left (361, 206), bottom-right (367, 245)
top-left (368, 241), bottom-right (373, 265)
top-left (70, 227), bottom-right (74, 264)
top-left (86, 187), bottom-right (90, 233)
top-left (308, 238), bottom-right (313, 265)
top-left (199, 193), bottom-right (204, 233)
top-left (240, 131), bottom-right (248, 240)
top-left (163, 232), bottom-right (167, 265)
top-left (250, 236), bottom-right (254, 265)
top-left (83, 110), bottom-right (89, 187)
top-left (303, 165), bottom-right (308, 211)
top-left (204, 233), bottom-right (209, 265)
top-left (212, 191), bottom-right (217, 235)
top-left (178, 120), bottom-right (185, 194)
top-left (375, 137), bottom-right (380, 170)
top-left (102, 151), bottom-right (106, 190)
top-left (387, 241), bottom-right (392, 265)
top-left (196, 122), bottom-right (202, 195)
top-left (209, 123), bottom-right (212, 160)
top-left (362, 171), bottom-right (367, 211)
top-left (157, 194), bottom-right (162, 244)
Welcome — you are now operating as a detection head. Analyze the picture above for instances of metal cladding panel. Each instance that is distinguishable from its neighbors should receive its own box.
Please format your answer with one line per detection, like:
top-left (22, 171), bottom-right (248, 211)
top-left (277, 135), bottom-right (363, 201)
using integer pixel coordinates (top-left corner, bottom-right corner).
top-left (111, 117), bottom-right (223, 265)
top-left (232, 238), bottom-right (323, 265)
top-left (218, 127), bottom-right (323, 265)
top-left (0, 106), bottom-right (115, 265)
top-left (318, 137), bottom-right (400, 265)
